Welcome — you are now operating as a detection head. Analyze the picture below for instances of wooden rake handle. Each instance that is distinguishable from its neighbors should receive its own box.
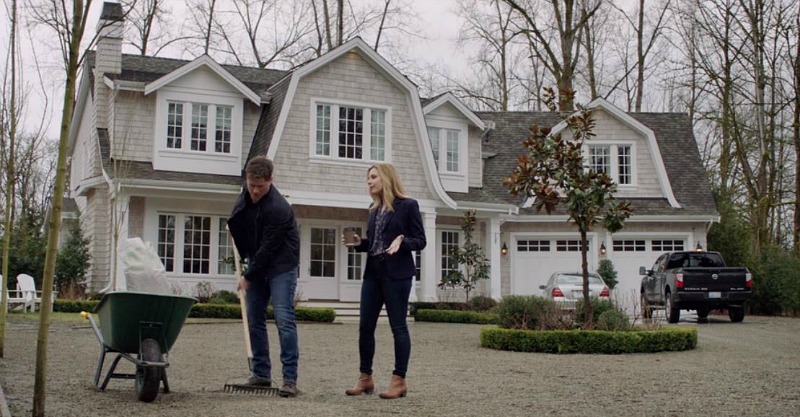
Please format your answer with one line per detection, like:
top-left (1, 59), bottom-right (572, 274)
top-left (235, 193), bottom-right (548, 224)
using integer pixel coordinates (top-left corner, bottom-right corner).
top-left (227, 226), bottom-right (254, 369)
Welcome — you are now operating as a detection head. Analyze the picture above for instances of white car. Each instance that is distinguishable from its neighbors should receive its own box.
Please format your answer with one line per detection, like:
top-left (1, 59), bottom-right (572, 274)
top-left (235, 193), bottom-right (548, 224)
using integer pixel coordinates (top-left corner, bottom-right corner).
top-left (539, 271), bottom-right (610, 308)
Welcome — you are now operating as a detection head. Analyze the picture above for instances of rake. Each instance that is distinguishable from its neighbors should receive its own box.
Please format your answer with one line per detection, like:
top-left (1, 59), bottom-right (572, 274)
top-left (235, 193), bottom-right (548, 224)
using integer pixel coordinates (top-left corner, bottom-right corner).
top-left (223, 228), bottom-right (281, 396)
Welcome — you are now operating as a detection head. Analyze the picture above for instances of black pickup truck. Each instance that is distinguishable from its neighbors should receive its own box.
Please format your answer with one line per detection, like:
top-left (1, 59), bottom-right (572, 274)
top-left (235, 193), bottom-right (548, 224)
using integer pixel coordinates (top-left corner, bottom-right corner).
top-left (639, 251), bottom-right (752, 323)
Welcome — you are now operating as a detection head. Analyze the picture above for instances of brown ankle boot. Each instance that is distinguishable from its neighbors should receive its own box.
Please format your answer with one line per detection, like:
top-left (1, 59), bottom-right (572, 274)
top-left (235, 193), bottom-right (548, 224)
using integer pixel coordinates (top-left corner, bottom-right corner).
top-left (345, 373), bottom-right (374, 396)
top-left (379, 375), bottom-right (407, 399)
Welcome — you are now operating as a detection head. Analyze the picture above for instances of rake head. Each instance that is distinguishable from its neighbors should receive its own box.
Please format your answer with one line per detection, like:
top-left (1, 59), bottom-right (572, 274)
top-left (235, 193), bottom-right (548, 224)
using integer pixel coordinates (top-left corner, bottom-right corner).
top-left (223, 382), bottom-right (280, 396)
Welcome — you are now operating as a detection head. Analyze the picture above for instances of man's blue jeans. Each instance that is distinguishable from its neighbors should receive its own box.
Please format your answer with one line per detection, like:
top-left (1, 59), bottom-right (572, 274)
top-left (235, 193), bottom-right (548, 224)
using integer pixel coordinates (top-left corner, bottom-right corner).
top-left (245, 267), bottom-right (299, 384)
top-left (358, 263), bottom-right (413, 379)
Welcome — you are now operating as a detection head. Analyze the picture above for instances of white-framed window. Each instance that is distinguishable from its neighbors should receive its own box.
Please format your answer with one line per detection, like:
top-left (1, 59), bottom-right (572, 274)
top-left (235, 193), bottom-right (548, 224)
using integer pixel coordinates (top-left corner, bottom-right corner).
top-left (517, 240), bottom-right (550, 252)
top-left (587, 144), bottom-right (634, 185)
top-left (414, 251), bottom-right (421, 282)
top-left (310, 227), bottom-right (337, 277)
top-left (346, 227), bottom-right (366, 281)
top-left (156, 213), bottom-right (233, 275)
top-left (166, 101), bottom-right (233, 154)
top-left (312, 100), bottom-right (390, 162)
top-left (613, 239), bottom-right (646, 252)
top-left (427, 127), bottom-right (462, 174)
top-left (651, 240), bottom-right (685, 252)
top-left (440, 230), bottom-right (461, 280)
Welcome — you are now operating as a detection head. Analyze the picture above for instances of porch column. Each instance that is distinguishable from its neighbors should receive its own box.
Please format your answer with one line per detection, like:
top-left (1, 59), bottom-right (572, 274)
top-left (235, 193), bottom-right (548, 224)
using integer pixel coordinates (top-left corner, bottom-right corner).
top-left (487, 217), bottom-right (502, 300)
top-left (112, 194), bottom-right (130, 291)
top-left (420, 211), bottom-right (438, 302)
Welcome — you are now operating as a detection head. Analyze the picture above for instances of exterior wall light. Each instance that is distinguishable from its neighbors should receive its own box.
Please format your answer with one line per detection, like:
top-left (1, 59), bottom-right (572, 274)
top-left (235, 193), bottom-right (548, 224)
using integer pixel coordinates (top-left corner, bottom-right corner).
top-left (501, 242), bottom-right (508, 255)
top-left (695, 242), bottom-right (704, 252)
top-left (600, 242), bottom-right (607, 255)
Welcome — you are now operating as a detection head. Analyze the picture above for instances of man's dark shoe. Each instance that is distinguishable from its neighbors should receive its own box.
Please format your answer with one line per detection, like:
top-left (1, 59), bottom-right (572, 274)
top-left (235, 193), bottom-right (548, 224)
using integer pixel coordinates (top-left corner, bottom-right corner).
top-left (246, 376), bottom-right (272, 387)
top-left (278, 382), bottom-right (298, 398)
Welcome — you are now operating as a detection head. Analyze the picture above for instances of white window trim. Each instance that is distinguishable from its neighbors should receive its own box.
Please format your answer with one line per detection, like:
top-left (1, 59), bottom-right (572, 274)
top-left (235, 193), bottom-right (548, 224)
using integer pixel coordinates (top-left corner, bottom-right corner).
top-left (583, 141), bottom-right (637, 188)
top-left (308, 97), bottom-right (392, 166)
top-left (438, 228), bottom-right (463, 281)
top-left (153, 89), bottom-right (243, 175)
top-left (154, 212), bottom-right (233, 277)
top-left (426, 115), bottom-right (469, 192)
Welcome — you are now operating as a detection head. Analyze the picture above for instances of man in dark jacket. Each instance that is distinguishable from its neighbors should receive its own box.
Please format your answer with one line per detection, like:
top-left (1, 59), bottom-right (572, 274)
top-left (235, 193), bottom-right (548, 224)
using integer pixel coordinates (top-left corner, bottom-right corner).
top-left (228, 156), bottom-right (300, 397)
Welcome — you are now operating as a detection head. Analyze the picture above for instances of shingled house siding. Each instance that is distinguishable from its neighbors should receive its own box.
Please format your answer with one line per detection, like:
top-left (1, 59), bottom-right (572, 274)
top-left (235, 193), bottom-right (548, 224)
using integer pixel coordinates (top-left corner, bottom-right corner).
top-left (468, 125), bottom-right (483, 187)
top-left (241, 102), bottom-right (261, 164)
top-left (112, 92), bottom-right (155, 162)
top-left (71, 98), bottom-right (99, 184)
top-left (86, 188), bottom-right (112, 291)
top-left (592, 111), bottom-right (661, 197)
top-left (274, 52), bottom-right (437, 202)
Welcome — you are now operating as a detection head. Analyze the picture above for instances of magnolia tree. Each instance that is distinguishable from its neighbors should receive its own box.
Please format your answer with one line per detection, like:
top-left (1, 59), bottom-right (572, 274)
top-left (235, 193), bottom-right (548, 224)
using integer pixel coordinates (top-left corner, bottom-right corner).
top-left (503, 88), bottom-right (632, 325)
top-left (438, 210), bottom-right (489, 302)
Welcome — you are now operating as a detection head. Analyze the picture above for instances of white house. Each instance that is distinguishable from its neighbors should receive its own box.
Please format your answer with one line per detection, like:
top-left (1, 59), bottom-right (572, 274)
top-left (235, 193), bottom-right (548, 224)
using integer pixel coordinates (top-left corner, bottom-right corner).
top-left (67, 3), bottom-right (718, 310)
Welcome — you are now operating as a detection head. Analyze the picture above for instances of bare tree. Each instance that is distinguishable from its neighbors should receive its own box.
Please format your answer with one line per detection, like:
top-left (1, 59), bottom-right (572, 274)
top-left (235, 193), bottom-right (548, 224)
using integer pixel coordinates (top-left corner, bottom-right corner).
top-left (27, 0), bottom-right (95, 414)
top-left (503, 0), bottom-right (602, 110)
top-left (184, 0), bottom-right (218, 55)
top-left (120, 0), bottom-right (189, 56)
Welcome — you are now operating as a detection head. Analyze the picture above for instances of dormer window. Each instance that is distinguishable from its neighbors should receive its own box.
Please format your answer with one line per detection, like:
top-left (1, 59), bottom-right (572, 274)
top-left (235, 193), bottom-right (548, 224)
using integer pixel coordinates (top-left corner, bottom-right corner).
top-left (427, 127), bottom-right (461, 173)
top-left (587, 144), bottom-right (635, 186)
top-left (165, 101), bottom-right (233, 154)
top-left (311, 99), bottom-right (390, 163)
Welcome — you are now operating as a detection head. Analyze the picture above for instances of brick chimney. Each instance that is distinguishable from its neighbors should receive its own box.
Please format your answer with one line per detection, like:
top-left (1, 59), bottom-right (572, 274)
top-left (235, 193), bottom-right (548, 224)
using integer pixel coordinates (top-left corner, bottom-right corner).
top-left (94, 2), bottom-right (124, 129)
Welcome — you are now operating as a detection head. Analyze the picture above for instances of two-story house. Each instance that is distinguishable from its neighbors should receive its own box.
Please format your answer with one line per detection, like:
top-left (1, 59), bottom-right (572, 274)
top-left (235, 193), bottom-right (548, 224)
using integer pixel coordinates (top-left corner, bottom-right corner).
top-left (67, 3), bottom-right (718, 310)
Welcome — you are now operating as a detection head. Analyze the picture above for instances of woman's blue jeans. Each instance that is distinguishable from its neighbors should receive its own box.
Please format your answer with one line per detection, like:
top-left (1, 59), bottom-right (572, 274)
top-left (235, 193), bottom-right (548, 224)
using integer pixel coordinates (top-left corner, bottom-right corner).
top-left (358, 259), bottom-right (413, 378)
top-left (245, 267), bottom-right (299, 384)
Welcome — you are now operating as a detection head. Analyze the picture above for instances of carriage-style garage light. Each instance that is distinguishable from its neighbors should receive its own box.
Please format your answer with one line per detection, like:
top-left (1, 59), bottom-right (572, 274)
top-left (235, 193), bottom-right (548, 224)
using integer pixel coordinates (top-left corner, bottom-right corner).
top-left (501, 243), bottom-right (508, 255)
top-left (695, 242), bottom-right (704, 252)
top-left (600, 242), bottom-right (607, 255)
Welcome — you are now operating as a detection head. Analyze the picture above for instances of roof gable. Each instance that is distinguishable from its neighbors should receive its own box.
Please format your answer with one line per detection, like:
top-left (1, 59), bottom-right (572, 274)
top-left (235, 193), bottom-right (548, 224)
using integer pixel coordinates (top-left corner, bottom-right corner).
top-left (143, 55), bottom-right (261, 105)
top-left (423, 92), bottom-right (485, 129)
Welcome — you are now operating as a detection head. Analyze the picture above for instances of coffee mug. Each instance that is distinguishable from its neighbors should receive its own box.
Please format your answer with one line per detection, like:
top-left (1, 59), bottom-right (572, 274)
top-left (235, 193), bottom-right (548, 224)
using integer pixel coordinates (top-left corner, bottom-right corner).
top-left (343, 227), bottom-right (359, 245)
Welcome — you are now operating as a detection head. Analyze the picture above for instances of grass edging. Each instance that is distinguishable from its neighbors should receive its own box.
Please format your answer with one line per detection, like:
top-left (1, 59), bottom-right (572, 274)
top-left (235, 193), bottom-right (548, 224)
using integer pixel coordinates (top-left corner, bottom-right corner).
top-left (415, 309), bottom-right (498, 324)
top-left (480, 326), bottom-right (697, 354)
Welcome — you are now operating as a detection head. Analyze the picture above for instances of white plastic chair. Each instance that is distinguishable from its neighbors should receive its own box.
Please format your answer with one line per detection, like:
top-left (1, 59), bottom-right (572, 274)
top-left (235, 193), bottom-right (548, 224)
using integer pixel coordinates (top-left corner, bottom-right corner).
top-left (6, 274), bottom-right (35, 312)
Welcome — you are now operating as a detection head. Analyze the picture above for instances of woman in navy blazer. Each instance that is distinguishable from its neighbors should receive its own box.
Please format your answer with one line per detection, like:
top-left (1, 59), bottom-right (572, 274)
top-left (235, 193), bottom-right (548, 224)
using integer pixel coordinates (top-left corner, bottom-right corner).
top-left (343, 163), bottom-right (426, 399)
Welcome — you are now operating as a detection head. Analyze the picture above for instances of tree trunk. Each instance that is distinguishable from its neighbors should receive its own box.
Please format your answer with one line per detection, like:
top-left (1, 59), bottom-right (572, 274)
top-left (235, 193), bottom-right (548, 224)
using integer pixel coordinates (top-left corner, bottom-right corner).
top-left (580, 228), bottom-right (592, 326)
top-left (33, 1), bottom-right (91, 414)
top-left (794, 12), bottom-right (800, 252)
top-left (634, 0), bottom-right (645, 112)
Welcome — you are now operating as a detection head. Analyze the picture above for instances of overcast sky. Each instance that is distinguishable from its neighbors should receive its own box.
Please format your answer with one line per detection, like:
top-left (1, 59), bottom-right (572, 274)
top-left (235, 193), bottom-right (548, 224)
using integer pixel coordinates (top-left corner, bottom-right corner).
top-left (1, 0), bottom-right (466, 141)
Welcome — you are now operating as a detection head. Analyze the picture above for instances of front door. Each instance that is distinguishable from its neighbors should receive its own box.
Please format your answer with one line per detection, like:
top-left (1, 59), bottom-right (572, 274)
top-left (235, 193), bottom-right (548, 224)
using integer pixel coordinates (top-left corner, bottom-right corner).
top-left (304, 226), bottom-right (339, 300)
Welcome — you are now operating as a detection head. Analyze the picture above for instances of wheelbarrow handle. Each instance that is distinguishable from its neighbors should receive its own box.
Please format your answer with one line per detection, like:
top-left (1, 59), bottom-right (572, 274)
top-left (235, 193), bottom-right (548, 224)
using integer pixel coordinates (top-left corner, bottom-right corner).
top-left (226, 226), bottom-right (254, 371)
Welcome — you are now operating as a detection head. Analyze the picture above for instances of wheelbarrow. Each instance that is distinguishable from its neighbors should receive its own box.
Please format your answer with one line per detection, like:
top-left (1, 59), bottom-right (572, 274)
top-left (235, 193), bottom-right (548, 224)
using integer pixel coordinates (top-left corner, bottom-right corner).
top-left (81, 291), bottom-right (197, 402)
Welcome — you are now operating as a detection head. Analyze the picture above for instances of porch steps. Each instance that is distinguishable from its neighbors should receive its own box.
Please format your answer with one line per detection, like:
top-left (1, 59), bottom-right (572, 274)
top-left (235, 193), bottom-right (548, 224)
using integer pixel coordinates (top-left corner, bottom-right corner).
top-left (298, 300), bottom-right (406, 323)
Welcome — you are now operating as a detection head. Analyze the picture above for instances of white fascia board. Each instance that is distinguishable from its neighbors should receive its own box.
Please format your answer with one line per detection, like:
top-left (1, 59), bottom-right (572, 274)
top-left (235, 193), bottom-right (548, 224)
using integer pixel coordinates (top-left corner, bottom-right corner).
top-left (144, 55), bottom-right (261, 105)
top-left (423, 92), bottom-right (486, 130)
top-left (266, 37), bottom-right (456, 209)
top-left (282, 189), bottom-right (374, 209)
top-left (549, 98), bottom-right (681, 209)
top-left (68, 69), bottom-right (92, 154)
top-left (501, 213), bottom-right (718, 223)
top-left (448, 201), bottom-right (519, 214)
top-left (120, 179), bottom-right (241, 195)
top-left (104, 76), bottom-right (145, 92)
top-left (74, 176), bottom-right (107, 196)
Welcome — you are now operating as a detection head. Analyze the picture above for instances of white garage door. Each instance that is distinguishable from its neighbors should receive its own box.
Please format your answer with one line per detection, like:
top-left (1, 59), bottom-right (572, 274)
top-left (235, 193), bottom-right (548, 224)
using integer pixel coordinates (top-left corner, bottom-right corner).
top-left (607, 238), bottom-right (686, 311)
top-left (512, 238), bottom-right (595, 296)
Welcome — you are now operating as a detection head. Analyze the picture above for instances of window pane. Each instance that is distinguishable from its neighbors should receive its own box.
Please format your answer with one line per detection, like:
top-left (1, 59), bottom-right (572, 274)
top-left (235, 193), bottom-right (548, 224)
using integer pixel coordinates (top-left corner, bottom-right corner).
top-left (214, 106), bottom-right (232, 154)
top-left (316, 104), bottom-right (331, 156)
top-left (183, 215), bottom-right (211, 273)
top-left (370, 110), bottom-right (386, 161)
top-left (310, 227), bottom-right (337, 277)
top-left (446, 129), bottom-right (459, 172)
top-left (618, 145), bottom-right (631, 184)
top-left (338, 106), bottom-right (363, 159)
top-left (218, 217), bottom-right (234, 275)
top-left (167, 102), bottom-right (183, 149)
top-left (427, 127), bottom-right (440, 168)
top-left (441, 231), bottom-right (460, 280)
top-left (589, 145), bottom-right (610, 174)
top-left (191, 104), bottom-right (208, 151)
top-left (157, 215), bottom-right (176, 272)
top-left (347, 227), bottom-right (365, 281)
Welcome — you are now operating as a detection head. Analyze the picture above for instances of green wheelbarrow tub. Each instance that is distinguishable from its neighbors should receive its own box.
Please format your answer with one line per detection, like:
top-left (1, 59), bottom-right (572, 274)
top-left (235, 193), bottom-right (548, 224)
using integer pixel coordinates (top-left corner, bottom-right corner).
top-left (94, 291), bottom-right (197, 354)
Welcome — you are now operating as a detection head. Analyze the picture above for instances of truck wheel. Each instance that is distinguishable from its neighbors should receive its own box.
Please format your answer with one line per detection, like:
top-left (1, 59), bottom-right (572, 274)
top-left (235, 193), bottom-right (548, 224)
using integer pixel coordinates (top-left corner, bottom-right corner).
top-left (640, 291), bottom-right (652, 319)
top-left (665, 291), bottom-right (680, 323)
top-left (728, 306), bottom-right (745, 323)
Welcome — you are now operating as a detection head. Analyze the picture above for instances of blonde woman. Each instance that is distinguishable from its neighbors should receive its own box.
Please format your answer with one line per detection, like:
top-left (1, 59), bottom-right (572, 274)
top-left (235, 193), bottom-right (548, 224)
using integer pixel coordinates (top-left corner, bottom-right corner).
top-left (343, 163), bottom-right (426, 399)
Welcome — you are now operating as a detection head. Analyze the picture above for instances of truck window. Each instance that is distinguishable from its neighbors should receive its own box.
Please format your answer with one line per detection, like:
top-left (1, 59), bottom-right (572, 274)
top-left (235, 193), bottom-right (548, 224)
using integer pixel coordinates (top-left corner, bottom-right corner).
top-left (666, 252), bottom-right (725, 269)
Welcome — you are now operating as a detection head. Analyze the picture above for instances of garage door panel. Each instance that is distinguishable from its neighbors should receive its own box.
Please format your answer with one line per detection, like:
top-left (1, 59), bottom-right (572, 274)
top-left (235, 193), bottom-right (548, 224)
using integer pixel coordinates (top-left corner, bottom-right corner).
top-left (513, 238), bottom-right (593, 296)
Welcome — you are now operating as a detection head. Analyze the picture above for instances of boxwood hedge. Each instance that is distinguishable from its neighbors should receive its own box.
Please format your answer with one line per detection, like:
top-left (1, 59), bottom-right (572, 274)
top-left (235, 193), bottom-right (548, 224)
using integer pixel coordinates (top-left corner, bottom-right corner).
top-left (480, 326), bottom-right (697, 354)
top-left (415, 309), bottom-right (498, 324)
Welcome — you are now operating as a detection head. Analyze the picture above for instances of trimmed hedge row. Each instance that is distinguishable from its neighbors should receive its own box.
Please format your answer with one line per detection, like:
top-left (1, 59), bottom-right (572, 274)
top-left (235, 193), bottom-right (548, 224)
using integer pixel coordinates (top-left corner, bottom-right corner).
top-left (480, 326), bottom-right (697, 354)
top-left (54, 299), bottom-right (335, 323)
top-left (415, 309), bottom-right (498, 324)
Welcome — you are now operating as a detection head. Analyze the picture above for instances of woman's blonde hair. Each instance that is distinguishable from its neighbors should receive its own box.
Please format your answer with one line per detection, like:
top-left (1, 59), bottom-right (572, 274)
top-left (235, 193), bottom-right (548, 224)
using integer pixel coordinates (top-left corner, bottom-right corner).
top-left (368, 163), bottom-right (408, 211)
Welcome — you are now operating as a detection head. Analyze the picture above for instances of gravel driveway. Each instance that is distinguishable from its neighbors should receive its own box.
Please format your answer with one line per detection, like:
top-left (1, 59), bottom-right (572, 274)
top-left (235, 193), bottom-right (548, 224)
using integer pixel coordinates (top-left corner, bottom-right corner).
top-left (1, 314), bottom-right (798, 417)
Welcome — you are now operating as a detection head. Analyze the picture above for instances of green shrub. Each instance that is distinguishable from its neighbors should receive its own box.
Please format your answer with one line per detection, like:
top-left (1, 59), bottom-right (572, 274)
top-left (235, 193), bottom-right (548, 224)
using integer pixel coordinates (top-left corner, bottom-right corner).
top-left (596, 309), bottom-right (631, 331)
top-left (467, 295), bottom-right (498, 312)
top-left (189, 303), bottom-right (241, 318)
top-left (480, 326), bottom-right (697, 354)
top-left (597, 259), bottom-right (618, 290)
top-left (748, 245), bottom-right (800, 316)
top-left (54, 299), bottom-right (99, 313)
top-left (409, 301), bottom-right (467, 315)
top-left (209, 290), bottom-right (239, 304)
top-left (495, 295), bottom-right (554, 330)
top-left (574, 297), bottom-right (617, 324)
top-left (415, 309), bottom-right (498, 324)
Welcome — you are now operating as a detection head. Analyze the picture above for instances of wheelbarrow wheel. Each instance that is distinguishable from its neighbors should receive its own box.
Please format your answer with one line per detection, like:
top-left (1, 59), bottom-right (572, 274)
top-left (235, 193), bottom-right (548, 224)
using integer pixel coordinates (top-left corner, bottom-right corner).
top-left (135, 338), bottom-right (163, 402)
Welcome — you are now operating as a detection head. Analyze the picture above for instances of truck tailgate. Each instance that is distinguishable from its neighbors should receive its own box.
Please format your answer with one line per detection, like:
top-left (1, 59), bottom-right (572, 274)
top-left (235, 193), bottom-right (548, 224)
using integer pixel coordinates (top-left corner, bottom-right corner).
top-left (680, 267), bottom-right (750, 291)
